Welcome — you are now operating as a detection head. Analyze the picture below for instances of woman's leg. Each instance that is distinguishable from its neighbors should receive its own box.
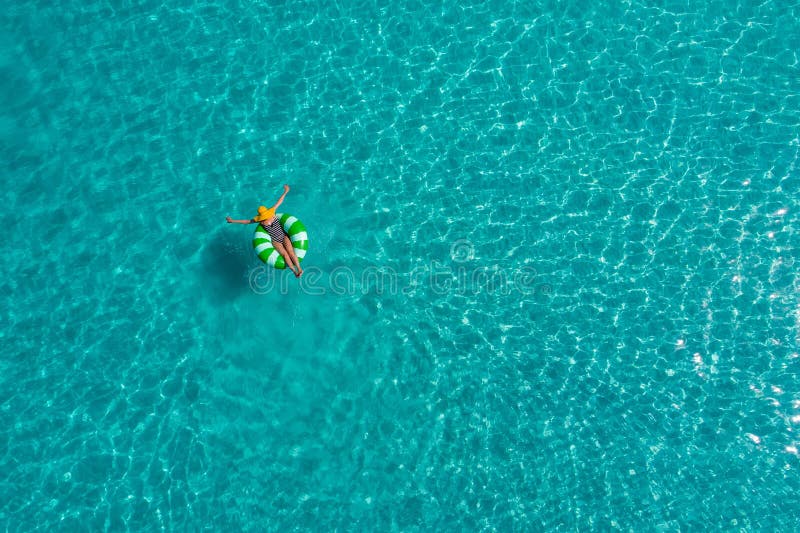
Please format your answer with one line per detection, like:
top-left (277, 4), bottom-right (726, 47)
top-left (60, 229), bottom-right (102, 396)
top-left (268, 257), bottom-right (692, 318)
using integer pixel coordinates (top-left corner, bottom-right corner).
top-left (272, 238), bottom-right (297, 276)
top-left (283, 237), bottom-right (303, 275)
top-left (272, 241), bottom-right (298, 274)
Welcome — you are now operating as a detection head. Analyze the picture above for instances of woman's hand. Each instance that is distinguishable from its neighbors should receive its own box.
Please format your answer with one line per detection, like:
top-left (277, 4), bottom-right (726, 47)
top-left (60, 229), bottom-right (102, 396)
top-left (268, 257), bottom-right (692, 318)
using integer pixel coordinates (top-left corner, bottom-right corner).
top-left (283, 184), bottom-right (290, 193)
top-left (226, 216), bottom-right (233, 223)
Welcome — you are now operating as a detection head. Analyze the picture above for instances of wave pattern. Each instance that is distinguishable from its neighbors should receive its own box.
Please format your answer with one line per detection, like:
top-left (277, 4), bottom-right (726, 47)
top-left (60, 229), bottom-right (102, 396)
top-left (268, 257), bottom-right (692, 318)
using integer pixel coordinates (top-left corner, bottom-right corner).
top-left (2, 0), bottom-right (800, 529)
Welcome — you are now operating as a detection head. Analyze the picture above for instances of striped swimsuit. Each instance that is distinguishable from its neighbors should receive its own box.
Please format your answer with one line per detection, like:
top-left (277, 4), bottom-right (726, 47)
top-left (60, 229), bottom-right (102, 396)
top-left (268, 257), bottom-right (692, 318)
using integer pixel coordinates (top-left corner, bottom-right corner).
top-left (261, 218), bottom-right (286, 244)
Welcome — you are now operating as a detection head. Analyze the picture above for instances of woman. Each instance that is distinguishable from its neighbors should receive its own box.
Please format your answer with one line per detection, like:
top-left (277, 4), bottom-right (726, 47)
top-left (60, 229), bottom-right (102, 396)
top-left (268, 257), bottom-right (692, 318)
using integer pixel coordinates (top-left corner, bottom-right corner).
top-left (226, 184), bottom-right (304, 277)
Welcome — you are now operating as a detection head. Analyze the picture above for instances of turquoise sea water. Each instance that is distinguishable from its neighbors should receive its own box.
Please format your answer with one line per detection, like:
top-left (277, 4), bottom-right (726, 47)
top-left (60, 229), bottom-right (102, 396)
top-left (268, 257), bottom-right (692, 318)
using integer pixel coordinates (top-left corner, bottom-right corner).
top-left (3, 0), bottom-right (800, 530)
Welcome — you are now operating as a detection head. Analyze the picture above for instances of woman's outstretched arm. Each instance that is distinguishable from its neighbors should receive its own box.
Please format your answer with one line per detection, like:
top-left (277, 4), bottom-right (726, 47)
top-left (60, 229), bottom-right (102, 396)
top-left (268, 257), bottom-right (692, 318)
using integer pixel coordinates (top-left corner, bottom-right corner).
top-left (270, 184), bottom-right (290, 210)
top-left (226, 216), bottom-right (253, 224)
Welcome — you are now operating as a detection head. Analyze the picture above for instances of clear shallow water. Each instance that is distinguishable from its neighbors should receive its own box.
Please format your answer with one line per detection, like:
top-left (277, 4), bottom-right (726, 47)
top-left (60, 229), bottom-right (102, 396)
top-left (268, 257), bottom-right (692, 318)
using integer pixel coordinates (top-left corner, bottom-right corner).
top-left (2, 0), bottom-right (800, 529)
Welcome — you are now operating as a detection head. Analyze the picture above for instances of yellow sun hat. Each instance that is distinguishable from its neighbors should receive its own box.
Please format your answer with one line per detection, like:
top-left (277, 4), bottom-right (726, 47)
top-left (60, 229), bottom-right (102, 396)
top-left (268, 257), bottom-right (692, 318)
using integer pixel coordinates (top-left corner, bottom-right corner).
top-left (253, 205), bottom-right (275, 222)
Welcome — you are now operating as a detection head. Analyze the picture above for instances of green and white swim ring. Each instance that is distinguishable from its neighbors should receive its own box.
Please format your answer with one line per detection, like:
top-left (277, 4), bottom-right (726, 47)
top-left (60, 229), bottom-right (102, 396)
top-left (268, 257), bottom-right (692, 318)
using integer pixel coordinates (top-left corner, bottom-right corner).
top-left (252, 213), bottom-right (309, 269)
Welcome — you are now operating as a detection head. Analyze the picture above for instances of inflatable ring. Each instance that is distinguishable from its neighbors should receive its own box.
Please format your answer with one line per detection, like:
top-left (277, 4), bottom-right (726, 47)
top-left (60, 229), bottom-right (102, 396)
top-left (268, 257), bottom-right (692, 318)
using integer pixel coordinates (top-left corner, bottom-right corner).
top-left (252, 213), bottom-right (309, 269)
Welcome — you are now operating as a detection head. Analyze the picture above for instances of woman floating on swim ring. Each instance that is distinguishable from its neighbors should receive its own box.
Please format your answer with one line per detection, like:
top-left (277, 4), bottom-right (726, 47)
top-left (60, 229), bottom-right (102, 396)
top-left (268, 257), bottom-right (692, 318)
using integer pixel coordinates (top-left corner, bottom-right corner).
top-left (226, 184), bottom-right (304, 277)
